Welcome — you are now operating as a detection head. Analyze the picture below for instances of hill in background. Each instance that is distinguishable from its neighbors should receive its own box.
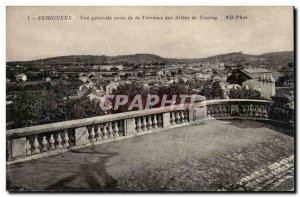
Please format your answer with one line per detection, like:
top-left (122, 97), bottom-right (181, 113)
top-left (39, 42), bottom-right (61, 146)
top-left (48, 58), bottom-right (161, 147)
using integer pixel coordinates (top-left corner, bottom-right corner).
top-left (7, 51), bottom-right (294, 67)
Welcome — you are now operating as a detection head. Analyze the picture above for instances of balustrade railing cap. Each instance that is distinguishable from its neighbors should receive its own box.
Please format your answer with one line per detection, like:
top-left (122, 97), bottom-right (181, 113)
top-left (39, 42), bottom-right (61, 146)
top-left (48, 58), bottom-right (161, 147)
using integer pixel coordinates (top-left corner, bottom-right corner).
top-left (6, 104), bottom-right (190, 138)
top-left (205, 99), bottom-right (274, 107)
top-left (194, 95), bottom-right (206, 102)
top-left (6, 99), bottom-right (274, 138)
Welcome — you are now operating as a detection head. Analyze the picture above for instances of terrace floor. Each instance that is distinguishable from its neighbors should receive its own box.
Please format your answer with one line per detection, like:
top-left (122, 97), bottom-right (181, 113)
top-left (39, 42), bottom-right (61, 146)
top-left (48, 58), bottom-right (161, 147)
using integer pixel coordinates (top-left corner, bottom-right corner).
top-left (7, 119), bottom-right (294, 192)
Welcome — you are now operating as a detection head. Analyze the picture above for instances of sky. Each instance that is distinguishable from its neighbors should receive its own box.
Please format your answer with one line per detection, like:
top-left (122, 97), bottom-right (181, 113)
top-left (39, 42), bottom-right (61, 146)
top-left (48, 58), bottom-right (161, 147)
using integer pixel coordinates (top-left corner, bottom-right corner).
top-left (6, 6), bottom-right (294, 61)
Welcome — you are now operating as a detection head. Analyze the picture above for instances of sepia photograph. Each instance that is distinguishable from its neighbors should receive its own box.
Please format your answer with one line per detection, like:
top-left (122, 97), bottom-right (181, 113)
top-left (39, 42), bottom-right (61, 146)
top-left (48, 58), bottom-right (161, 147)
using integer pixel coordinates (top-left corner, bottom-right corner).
top-left (6, 6), bottom-right (295, 192)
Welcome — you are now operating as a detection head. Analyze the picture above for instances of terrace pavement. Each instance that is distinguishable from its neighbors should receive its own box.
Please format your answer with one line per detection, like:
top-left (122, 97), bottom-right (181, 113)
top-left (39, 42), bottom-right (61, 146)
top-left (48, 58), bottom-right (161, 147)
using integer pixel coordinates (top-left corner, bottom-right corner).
top-left (7, 119), bottom-right (294, 192)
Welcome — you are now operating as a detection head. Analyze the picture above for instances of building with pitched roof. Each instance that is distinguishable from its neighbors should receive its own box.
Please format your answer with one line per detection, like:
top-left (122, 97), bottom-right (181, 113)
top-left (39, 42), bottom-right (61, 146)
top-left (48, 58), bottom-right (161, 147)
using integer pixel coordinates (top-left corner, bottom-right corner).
top-left (240, 68), bottom-right (271, 80)
top-left (242, 73), bottom-right (275, 99)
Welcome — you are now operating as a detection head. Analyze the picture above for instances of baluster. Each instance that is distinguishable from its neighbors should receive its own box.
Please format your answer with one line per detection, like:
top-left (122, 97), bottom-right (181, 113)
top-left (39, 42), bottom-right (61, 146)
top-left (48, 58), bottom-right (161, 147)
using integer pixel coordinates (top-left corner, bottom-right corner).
top-left (257, 105), bottom-right (262, 117)
top-left (262, 105), bottom-right (266, 117)
top-left (254, 105), bottom-right (259, 117)
top-left (242, 105), bottom-right (246, 116)
top-left (147, 116), bottom-right (153, 130)
top-left (207, 106), bottom-right (211, 118)
top-left (212, 106), bottom-right (216, 117)
top-left (216, 106), bottom-right (220, 116)
top-left (180, 111), bottom-right (185, 123)
top-left (226, 105), bottom-right (230, 116)
top-left (89, 127), bottom-right (96, 142)
top-left (239, 105), bottom-right (243, 116)
top-left (33, 136), bottom-right (40, 154)
top-left (227, 105), bottom-right (231, 116)
top-left (119, 121), bottom-right (124, 135)
top-left (185, 111), bottom-right (189, 122)
top-left (86, 128), bottom-right (90, 139)
top-left (49, 134), bottom-right (55, 150)
top-left (238, 105), bottom-right (243, 116)
top-left (220, 105), bottom-right (223, 116)
top-left (136, 118), bottom-right (142, 132)
top-left (221, 105), bottom-right (225, 116)
top-left (259, 105), bottom-right (262, 117)
top-left (95, 125), bottom-right (102, 141)
top-left (249, 105), bottom-right (254, 117)
top-left (142, 117), bottom-right (147, 130)
top-left (214, 107), bottom-right (219, 117)
top-left (253, 105), bottom-right (257, 117)
top-left (209, 106), bottom-right (213, 117)
top-left (56, 133), bottom-right (63, 149)
top-left (153, 114), bottom-right (158, 129)
top-left (242, 105), bottom-right (247, 117)
top-left (41, 136), bottom-right (48, 152)
top-left (219, 105), bottom-right (223, 116)
top-left (102, 123), bottom-right (109, 140)
top-left (26, 139), bottom-right (31, 156)
top-left (247, 105), bottom-right (251, 116)
top-left (244, 105), bottom-right (248, 116)
top-left (222, 105), bottom-right (227, 116)
top-left (157, 114), bottom-right (162, 127)
top-left (253, 105), bottom-right (256, 117)
top-left (170, 112), bottom-right (176, 125)
top-left (219, 105), bottom-right (223, 117)
top-left (108, 122), bottom-right (114, 138)
top-left (176, 111), bottom-right (181, 124)
top-left (263, 106), bottom-right (269, 118)
top-left (236, 105), bottom-right (241, 116)
top-left (114, 122), bottom-right (119, 137)
top-left (245, 105), bottom-right (250, 117)
top-left (63, 130), bottom-right (70, 148)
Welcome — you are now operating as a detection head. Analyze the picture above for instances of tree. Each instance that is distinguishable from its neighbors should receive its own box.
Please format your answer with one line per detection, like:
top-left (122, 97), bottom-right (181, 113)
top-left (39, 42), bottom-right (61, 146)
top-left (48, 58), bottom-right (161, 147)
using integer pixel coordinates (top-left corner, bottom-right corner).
top-left (6, 68), bottom-right (16, 81)
top-left (6, 90), bottom-right (107, 129)
top-left (7, 91), bottom-right (42, 129)
top-left (228, 87), bottom-right (261, 99)
top-left (276, 75), bottom-right (294, 87)
top-left (26, 65), bottom-right (40, 72)
top-left (211, 81), bottom-right (224, 99)
top-left (111, 82), bottom-right (149, 112)
top-left (200, 80), bottom-right (224, 99)
top-left (60, 96), bottom-right (106, 121)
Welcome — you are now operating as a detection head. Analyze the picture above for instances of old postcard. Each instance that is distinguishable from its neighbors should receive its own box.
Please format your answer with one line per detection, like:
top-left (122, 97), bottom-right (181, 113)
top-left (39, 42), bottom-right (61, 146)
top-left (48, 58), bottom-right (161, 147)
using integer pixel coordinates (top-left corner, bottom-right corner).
top-left (6, 6), bottom-right (295, 192)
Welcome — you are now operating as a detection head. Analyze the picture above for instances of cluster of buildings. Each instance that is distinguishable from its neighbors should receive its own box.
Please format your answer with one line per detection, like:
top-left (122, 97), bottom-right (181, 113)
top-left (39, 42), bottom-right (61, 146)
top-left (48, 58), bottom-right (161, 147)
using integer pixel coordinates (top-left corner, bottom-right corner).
top-left (70, 62), bottom-right (278, 104)
top-left (9, 61), bottom-right (282, 102)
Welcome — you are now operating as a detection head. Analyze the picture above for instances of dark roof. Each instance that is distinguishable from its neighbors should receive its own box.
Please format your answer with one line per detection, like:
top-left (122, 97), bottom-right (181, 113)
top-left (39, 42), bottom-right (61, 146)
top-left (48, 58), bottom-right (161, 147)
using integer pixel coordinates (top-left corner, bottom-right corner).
top-left (240, 69), bottom-right (271, 79)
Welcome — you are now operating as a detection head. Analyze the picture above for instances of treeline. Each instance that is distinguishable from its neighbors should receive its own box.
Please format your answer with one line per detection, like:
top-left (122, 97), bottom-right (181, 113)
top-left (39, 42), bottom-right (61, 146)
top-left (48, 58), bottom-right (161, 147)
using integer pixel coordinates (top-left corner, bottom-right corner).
top-left (7, 83), bottom-right (50, 92)
top-left (6, 82), bottom-right (101, 129)
top-left (7, 80), bottom-right (262, 129)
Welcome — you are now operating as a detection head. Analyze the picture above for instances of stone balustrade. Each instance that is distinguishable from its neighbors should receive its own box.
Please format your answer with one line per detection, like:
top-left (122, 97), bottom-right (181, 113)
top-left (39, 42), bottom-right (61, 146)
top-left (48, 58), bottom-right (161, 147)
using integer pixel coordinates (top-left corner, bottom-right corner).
top-left (26, 129), bottom-right (74, 156)
top-left (170, 110), bottom-right (190, 125)
top-left (205, 99), bottom-right (294, 126)
top-left (206, 99), bottom-right (273, 119)
top-left (6, 104), bottom-right (195, 164)
top-left (6, 97), bottom-right (294, 165)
